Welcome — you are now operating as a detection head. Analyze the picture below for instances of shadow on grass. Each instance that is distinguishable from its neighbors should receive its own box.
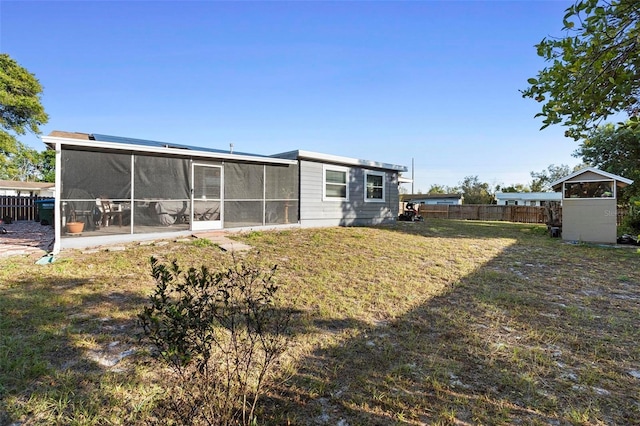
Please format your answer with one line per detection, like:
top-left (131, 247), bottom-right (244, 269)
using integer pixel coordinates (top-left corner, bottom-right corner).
top-left (0, 276), bottom-right (153, 425)
top-left (261, 224), bottom-right (640, 425)
top-left (2, 222), bottom-right (638, 425)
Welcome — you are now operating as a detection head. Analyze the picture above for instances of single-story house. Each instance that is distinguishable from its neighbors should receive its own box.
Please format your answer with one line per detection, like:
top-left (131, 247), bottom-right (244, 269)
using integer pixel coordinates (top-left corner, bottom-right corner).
top-left (550, 167), bottom-right (633, 244)
top-left (495, 191), bottom-right (562, 206)
top-left (0, 179), bottom-right (55, 197)
top-left (401, 193), bottom-right (463, 205)
top-left (42, 131), bottom-right (407, 253)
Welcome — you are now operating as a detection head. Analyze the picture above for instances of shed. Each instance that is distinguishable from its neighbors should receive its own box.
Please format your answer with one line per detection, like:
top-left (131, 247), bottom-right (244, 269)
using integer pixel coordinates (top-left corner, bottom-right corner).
top-left (551, 167), bottom-right (633, 243)
top-left (42, 131), bottom-right (407, 252)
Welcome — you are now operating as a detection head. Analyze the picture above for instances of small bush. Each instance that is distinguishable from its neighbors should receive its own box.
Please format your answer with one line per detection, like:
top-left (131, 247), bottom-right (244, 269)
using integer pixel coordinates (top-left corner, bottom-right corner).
top-left (620, 198), bottom-right (640, 235)
top-left (139, 256), bottom-right (292, 425)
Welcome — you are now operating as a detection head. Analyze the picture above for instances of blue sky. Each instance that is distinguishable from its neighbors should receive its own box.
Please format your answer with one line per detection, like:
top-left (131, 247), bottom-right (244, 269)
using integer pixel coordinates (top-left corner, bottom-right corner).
top-left (1, 0), bottom-right (583, 191)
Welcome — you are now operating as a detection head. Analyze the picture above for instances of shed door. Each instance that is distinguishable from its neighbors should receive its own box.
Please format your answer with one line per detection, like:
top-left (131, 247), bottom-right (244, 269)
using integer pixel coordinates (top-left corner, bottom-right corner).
top-left (191, 164), bottom-right (222, 230)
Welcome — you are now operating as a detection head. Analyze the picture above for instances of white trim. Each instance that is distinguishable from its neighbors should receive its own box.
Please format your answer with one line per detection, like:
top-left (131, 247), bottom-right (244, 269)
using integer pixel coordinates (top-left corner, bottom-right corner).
top-left (364, 170), bottom-right (386, 203)
top-left (323, 164), bottom-right (349, 201)
top-left (550, 167), bottom-right (633, 187)
top-left (52, 142), bottom-right (62, 254)
top-left (42, 136), bottom-right (297, 166)
top-left (562, 180), bottom-right (617, 200)
top-left (275, 149), bottom-right (407, 172)
top-left (191, 163), bottom-right (223, 231)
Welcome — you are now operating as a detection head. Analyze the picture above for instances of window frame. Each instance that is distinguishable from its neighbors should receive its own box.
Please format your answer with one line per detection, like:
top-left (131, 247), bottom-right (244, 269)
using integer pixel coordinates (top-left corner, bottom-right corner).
top-left (364, 170), bottom-right (386, 203)
top-left (323, 165), bottom-right (349, 201)
top-left (563, 179), bottom-right (615, 199)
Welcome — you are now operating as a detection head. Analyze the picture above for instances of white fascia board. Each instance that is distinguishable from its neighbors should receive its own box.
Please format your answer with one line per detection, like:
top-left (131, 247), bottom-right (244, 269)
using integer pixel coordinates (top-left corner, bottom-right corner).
top-left (273, 149), bottom-right (407, 172)
top-left (42, 136), bottom-right (297, 166)
top-left (550, 167), bottom-right (634, 187)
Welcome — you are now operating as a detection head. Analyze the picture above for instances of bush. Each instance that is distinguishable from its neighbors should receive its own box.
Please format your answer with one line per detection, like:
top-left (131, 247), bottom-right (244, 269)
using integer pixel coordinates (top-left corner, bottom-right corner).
top-left (620, 198), bottom-right (640, 235)
top-left (139, 256), bottom-right (292, 425)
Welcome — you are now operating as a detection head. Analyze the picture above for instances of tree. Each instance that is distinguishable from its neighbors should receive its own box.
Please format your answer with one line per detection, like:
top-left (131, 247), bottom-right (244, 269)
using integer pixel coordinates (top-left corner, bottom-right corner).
top-left (1, 144), bottom-right (55, 182)
top-left (0, 54), bottom-right (48, 172)
top-left (427, 184), bottom-right (459, 194)
top-left (459, 175), bottom-right (494, 204)
top-left (497, 183), bottom-right (531, 193)
top-left (522, 0), bottom-right (640, 140)
top-left (529, 164), bottom-right (572, 192)
top-left (575, 122), bottom-right (640, 200)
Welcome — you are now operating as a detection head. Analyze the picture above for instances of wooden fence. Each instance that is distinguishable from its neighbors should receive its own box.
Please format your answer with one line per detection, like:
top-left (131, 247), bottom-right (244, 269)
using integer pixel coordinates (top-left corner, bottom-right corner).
top-left (416, 204), bottom-right (551, 223)
top-left (400, 203), bottom-right (629, 226)
top-left (0, 195), bottom-right (50, 221)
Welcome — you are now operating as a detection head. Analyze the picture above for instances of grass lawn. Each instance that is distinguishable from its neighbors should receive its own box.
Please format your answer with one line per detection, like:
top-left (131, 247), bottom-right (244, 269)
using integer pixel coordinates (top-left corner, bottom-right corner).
top-left (1, 219), bottom-right (639, 425)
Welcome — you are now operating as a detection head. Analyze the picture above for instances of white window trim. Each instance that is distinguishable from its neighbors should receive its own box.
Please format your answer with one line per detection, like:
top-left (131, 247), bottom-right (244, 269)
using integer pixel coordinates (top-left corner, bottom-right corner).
top-left (323, 165), bottom-right (349, 201)
top-left (364, 170), bottom-right (386, 203)
top-left (562, 179), bottom-right (616, 200)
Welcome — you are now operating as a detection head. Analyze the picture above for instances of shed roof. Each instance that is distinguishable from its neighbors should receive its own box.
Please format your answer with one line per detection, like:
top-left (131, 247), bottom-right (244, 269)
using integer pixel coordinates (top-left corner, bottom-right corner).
top-left (550, 167), bottom-right (634, 190)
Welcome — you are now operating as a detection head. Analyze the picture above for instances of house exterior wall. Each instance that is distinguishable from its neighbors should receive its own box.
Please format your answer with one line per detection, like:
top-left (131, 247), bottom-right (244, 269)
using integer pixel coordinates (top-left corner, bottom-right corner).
top-left (414, 198), bottom-right (462, 205)
top-left (299, 160), bottom-right (399, 227)
top-left (495, 192), bottom-right (562, 206)
top-left (562, 198), bottom-right (617, 243)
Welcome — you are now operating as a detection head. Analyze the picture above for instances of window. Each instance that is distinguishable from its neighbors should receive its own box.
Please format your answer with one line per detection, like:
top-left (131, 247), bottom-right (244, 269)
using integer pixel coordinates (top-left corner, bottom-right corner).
top-left (324, 166), bottom-right (349, 200)
top-left (365, 171), bottom-right (385, 202)
top-left (564, 181), bottom-right (614, 198)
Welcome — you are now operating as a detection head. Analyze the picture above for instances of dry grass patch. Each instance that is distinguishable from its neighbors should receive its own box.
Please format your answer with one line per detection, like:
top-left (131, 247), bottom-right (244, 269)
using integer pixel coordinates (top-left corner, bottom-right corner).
top-left (1, 220), bottom-right (639, 425)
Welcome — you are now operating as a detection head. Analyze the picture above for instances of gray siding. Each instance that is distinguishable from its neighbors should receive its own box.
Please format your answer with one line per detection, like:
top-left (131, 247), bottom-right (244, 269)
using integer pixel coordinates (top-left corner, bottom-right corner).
top-left (562, 198), bottom-right (618, 243)
top-left (299, 160), bottom-right (400, 227)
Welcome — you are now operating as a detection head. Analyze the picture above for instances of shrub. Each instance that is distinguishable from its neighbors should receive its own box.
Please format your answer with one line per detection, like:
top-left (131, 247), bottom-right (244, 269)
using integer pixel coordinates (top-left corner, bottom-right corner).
top-left (620, 198), bottom-right (640, 235)
top-left (139, 256), bottom-right (292, 425)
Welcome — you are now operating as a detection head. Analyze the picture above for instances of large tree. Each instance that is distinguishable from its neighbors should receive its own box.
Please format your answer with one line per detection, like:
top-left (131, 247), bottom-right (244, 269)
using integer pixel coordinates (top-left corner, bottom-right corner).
top-left (522, 0), bottom-right (640, 140)
top-left (529, 164), bottom-right (572, 192)
top-left (1, 143), bottom-right (55, 182)
top-left (427, 184), bottom-right (459, 195)
top-left (575, 122), bottom-right (640, 199)
top-left (459, 175), bottom-right (494, 204)
top-left (0, 54), bottom-right (48, 172)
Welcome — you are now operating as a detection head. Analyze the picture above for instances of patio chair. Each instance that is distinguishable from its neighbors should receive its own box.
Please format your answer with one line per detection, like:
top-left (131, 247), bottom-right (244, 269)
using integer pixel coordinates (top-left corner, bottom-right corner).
top-left (100, 199), bottom-right (123, 227)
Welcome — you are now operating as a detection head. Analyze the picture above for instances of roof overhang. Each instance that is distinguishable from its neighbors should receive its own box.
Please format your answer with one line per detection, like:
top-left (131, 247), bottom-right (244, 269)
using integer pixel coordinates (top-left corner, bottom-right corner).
top-left (274, 149), bottom-right (407, 172)
top-left (551, 167), bottom-right (634, 191)
top-left (0, 180), bottom-right (55, 191)
top-left (42, 135), bottom-right (297, 166)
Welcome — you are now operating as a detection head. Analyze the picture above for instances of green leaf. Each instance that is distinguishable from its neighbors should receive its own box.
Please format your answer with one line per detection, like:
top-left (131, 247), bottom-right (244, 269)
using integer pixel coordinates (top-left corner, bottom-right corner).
top-left (527, 78), bottom-right (538, 85)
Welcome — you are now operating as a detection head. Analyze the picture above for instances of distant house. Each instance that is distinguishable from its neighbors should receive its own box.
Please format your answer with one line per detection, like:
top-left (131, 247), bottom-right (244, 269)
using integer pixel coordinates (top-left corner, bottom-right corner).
top-left (401, 193), bottom-right (463, 205)
top-left (41, 131), bottom-right (407, 252)
top-left (495, 191), bottom-right (562, 206)
top-left (550, 167), bottom-right (633, 244)
top-left (0, 180), bottom-right (54, 197)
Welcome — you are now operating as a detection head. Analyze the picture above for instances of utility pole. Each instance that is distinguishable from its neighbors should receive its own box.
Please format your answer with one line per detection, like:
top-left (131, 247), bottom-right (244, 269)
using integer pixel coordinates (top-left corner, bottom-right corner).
top-left (411, 157), bottom-right (414, 194)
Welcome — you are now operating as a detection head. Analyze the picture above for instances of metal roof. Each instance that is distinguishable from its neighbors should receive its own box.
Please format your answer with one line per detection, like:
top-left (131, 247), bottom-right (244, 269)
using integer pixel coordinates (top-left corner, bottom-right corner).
top-left (42, 131), bottom-right (296, 165)
top-left (90, 134), bottom-right (264, 157)
top-left (273, 149), bottom-right (407, 172)
top-left (42, 131), bottom-right (406, 171)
